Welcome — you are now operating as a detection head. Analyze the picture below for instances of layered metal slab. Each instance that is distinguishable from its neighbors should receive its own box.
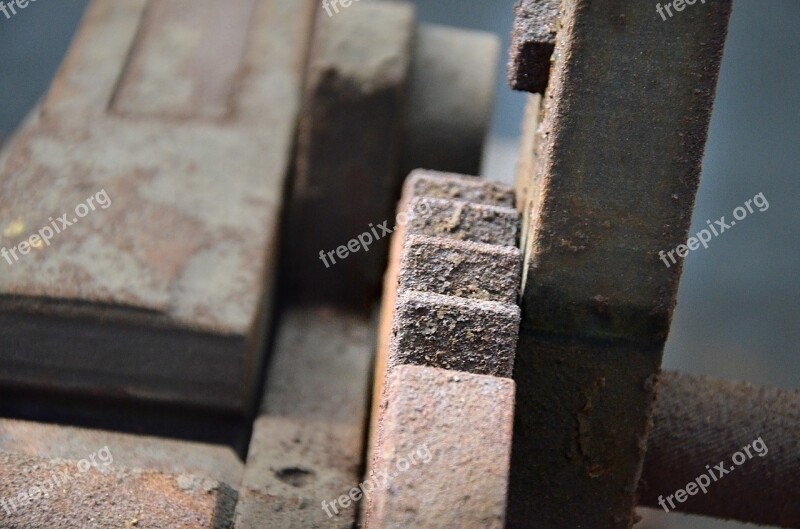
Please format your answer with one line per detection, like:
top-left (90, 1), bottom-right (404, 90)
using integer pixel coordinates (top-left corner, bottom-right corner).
top-left (0, 0), bottom-right (317, 412)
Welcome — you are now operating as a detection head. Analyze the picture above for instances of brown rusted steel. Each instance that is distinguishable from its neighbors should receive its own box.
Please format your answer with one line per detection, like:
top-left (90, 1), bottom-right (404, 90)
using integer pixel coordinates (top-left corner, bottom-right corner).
top-left (0, 418), bottom-right (243, 487)
top-left (235, 307), bottom-right (375, 529)
top-left (283, 1), bottom-right (415, 310)
top-left (508, 0), bottom-right (559, 94)
top-left (0, 451), bottom-right (238, 528)
top-left (365, 364), bottom-right (515, 529)
top-left (0, 0), bottom-right (316, 412)
top-left (507, 1), bottom-right (732, 527)
top-left (365, 170), bottom-right (522, 527)
top-left (639, 371), bottom-right (800, 528)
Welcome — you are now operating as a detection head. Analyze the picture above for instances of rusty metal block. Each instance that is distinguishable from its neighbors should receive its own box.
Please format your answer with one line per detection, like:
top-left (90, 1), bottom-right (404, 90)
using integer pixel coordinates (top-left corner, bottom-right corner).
top-left (0, 451), bottom-right (237, 528)
top-left (235, 416), bottom-right (362, 529)
top-left (370, 170), bottom-right (517, 465)
top-left (364, 364), bottom-right (515, 529)
top-left (389, 290), bottom-right (519, 378)
top-left (507, 1), bottom-right (733, 527)
top-left (0, 418), bottom-right (243, 487)
top-left (284, 0), bottom-right (415, 310)
top-left (0, 0), bottom-right (316, 412)
top-left (398, 234), bottom-right (521, 304)
top-left (235, 307), bottom-right (374, 528)
top-left (404, 169), bottom-right (516, 208)
top-left (508, 0), bottom-right (559, 94)
top-left (407, 197), bottom-right (519, 247)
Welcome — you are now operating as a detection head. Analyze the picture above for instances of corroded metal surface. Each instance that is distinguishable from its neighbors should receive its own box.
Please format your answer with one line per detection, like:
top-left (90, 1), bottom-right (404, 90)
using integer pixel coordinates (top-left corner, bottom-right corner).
top-left (508, 0), bottom-right (559, 94)
top-left (284, 1), bottom-right (415, 310)
top-left (640, 371), bottom-right (800, 527)
top-left (235, 307), bottom-right (375, 528)
top-left (398, 234), bottom-right (521, 304)
top-left (365, 365), bottom-right (515, 529)
top-left (366, 170), bottom-right (521, 527)
top-left (0, 0), bottom-right (316, 411)
top-left (369, 170), bottom-right (519, 460)
top-left (0, 451), bottom-right (237, 528)
top-left (407, 197), bottom-right (519, 247)
top-left (0, 418), bottom-right (243, 487)
top-left (390, 290), bottom-right (519, 377)
top-left (507, 0), bottom-right (733, 527)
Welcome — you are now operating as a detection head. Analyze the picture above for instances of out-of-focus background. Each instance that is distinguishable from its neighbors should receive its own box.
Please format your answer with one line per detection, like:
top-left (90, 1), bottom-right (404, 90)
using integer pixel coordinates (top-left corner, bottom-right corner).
top-left (1, 1), bottom-right (797, 528)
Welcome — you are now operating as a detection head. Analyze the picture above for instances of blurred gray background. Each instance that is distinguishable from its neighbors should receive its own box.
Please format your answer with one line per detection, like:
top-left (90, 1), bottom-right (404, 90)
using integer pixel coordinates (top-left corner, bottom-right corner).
top-left (0, 1), bottom-right (797, 528)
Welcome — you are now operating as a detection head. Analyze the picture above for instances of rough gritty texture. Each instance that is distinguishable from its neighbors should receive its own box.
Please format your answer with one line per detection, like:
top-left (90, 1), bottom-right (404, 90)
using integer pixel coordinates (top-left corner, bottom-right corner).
top-left (389, 290), bottom-right (519, 378)
top-left (407, 197), bottom-right (519, 247)
top-left (236, 307), bottom-right (375, 528)
top-left (398, 234), bottom-right (521, 303)
top-left (401, 25), bottom-right (499, 176)
top-left (508, 0), bottom-right (559, 93)
top-left (507, 1), bottom-right (732, 527)
top-left (369, 170), bottom-right (518, 478)
top-left (0, 451), bottom-right (237, 528)
top-left (284, 1), bottom-right (415, 310)
top-left (0, 0), bottom-right (316, 411)
top-left (235, 417), bottom-right (362, 529)
top-left (0, 418), bottom-right (243, 487)
top-left (365, 365), bottom-right (514, 529)
top-left (639, 371), bottom-right (800, 527)
top-left (405, 169), bottom-right (515, 208)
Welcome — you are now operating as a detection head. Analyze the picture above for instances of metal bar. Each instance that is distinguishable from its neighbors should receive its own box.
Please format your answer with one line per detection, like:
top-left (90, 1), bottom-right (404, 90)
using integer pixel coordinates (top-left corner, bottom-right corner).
top-left (640, 370), bottom-right (800, 528)
top-left (507, 1), bottom-right (732, 527)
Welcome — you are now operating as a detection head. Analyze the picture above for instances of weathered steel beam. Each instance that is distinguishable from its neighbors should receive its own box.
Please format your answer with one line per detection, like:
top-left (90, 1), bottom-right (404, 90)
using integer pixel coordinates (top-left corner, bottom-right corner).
top-left (640, 371), bottom-right (800, 528)
top-left (507, 1), bottom-right (732, 527)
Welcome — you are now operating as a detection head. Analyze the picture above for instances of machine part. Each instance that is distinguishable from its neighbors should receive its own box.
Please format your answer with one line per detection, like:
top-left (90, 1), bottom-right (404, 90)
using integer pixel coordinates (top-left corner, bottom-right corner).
top-left (364, 364), bottom-right (515, 529)
top-left (0, 451), bottom-right (238, 529)
top-left (284, 1), bottom-right (416, 310)
top-left (507, 0), bottom-right (732, 527)
top-left (389, 290), bottom-right (519, 377)
top-left (398, 234), bottom-right (521, 304)
top-left (0, 418), bottom-right (243, 487)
